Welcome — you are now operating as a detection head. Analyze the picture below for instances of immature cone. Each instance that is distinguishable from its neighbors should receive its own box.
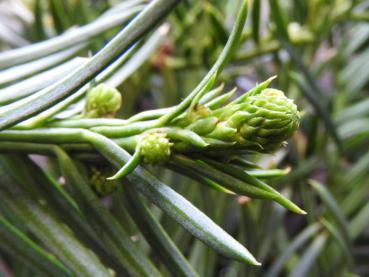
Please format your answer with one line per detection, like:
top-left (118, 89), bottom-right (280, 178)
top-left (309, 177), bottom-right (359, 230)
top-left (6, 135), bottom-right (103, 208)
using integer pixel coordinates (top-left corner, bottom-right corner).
top-left (84, 84), bottom-right (122, 118)
top-left (187, 88), bottom-right (299, 152)
top-left (89, 167), bottom-right (118, 196)
top-left (230, 89), bottom-right (299, 151)
top-left (139, 133), bottom-right (172, 164)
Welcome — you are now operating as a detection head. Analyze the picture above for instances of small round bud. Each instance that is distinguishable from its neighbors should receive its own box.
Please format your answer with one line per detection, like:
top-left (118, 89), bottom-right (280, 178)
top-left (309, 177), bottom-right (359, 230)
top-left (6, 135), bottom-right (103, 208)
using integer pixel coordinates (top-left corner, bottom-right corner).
top-left (89, 167), bottom-right (118, 196)
top-left (204, 88), bottom-right (300, 152)
top-left (84, 84), bottom-right (122, 118)
top-left (139, 133), bottom-right (172, 164)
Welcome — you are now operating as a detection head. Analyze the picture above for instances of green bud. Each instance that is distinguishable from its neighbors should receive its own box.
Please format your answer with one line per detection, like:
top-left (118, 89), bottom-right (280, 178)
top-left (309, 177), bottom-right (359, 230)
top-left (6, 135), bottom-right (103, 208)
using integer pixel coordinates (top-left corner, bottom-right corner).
top-left (89, 167), bottom-right (118, 196)
top-left (84, 84), bottom-right (122, 118)
top-left (235, 88), bottom-right (299, 149)
top-left (167, 84), bottom-right (299, 153)
top-left (139, 132), bottom-right (172, 164)
top-left (202, 88), bottom-right (299, 151)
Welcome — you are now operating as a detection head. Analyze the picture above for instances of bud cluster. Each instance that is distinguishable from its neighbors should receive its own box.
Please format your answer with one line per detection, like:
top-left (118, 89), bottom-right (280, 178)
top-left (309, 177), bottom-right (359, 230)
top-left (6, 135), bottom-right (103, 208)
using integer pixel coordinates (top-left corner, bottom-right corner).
top-left (186, 88), bottom-right (299, 152)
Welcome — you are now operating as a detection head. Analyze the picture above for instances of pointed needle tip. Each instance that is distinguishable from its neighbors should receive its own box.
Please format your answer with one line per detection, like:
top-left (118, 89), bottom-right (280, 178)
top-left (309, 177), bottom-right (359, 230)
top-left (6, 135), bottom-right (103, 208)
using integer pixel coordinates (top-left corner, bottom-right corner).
top-left (295, 208), bottom-right (308, 215)
top-left (254, 261), bottom-right (262, 266)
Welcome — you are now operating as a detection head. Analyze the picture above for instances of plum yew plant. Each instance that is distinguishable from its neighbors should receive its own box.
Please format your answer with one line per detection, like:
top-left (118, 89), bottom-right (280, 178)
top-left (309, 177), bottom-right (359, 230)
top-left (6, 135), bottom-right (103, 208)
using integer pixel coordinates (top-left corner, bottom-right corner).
top-left (5, 0), bottom-right (366, 275)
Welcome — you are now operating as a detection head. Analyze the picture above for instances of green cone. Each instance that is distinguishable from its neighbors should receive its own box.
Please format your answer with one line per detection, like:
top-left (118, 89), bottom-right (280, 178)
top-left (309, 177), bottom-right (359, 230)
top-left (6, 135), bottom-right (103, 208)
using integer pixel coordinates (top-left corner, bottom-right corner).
top-left (226, 88), bottom-right (299, 150)
top-left (181, 88), bottom-right (300, 152)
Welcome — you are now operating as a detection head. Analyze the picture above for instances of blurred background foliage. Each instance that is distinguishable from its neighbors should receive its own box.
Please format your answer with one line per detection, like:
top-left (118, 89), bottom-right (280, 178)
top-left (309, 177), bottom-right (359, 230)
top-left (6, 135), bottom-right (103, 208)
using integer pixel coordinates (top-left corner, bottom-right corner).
top-left (0, 0), bottom-right (369, 276)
